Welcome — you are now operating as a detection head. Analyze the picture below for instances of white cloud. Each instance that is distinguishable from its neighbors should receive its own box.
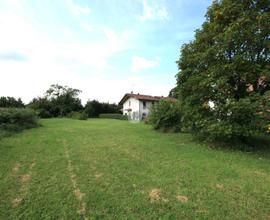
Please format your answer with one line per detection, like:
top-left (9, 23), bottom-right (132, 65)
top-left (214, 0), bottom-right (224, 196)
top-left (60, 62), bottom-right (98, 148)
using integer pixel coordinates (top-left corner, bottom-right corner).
top-left (0, 10), bottom-right (141, 104)
top-left (140, 0), bottom-right (169, 21)
top-left (0, 10), bottom-right (135, 70)
top-left (0, 2), bottom-right (173, 105)
top-left (131, 56), bottom-right (160, 73)
top-left (67, 0), bottom-right (91, 16)
top-left (80, 23), bottom-right (93, 32)
top-left (0, 60), bottom-right (171, 104)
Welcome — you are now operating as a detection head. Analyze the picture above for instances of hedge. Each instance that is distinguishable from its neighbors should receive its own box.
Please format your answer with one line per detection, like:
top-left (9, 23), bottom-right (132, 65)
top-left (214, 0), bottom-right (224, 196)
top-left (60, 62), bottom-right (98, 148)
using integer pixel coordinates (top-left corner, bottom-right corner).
top-left (99, 113), bottom-right (128, 120)
top-left (0, 108), bottom-right (38, 133)
top-left (67, 111), bottom-right (88, 120)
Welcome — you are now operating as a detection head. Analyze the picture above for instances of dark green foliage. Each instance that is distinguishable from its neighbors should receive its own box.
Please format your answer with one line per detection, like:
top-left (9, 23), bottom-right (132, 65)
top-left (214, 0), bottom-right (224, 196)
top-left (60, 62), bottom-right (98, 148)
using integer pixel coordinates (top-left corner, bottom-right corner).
top-left (0, 96), bottom-right (24, 108)
top-left (45, 84), bottom-right (83, 117)
top-left (0, 108), bottom-right (38, 136)
top-left (28, 84), bottom-right (83, 118)
top-left (99, 113), bottom-right (128, 120)
top-left (175, 0), bottom-right (270, 141)
top-left (85, 100), bottom-right (121, 118)
top-left (149, 100), bottom-right (182, 132)
top-left (67, 111), bottom-right (88, 120)
top-left (28, 85), bottom-right (121, 119)
top-left (168, 87), bottom-right (178, 99)
top-left (28, 97), bottom-right (53, 118)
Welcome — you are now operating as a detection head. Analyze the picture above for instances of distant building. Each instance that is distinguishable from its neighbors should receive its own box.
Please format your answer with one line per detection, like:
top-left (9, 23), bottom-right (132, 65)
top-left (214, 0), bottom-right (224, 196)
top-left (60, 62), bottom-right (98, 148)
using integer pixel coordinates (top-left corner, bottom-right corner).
top-left (119, 92), bottom-right (176, 121)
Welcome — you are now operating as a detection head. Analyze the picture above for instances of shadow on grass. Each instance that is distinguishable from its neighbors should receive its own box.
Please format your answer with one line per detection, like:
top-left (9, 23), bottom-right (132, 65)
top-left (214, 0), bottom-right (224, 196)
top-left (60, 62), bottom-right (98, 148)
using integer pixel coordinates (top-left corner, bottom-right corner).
top-left (199, 134), bottom-right (270, 155)
top-left (0, 122), bottom-right (42, 140)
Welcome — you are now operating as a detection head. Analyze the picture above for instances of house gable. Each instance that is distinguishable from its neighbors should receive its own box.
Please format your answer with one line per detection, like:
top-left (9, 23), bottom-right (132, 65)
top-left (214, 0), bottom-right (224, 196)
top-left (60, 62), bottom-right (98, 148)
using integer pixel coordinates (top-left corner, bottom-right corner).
top-left (119, 93), bottom-right (166, 121)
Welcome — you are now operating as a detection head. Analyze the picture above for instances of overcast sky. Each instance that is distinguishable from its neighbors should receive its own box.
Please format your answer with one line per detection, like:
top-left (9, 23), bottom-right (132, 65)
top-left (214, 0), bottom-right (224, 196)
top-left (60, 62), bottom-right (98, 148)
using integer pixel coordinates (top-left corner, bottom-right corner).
top-left (0, 0), bottom-right (212, 104)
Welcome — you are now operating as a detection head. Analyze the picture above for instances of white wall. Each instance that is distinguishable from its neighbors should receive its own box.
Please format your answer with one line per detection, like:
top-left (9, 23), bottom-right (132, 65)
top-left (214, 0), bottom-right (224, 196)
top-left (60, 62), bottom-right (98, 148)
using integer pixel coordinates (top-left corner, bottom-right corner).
top-left (122, 98), bottom-right (154, 121)
top-left (139, 100), bottom-right (153, 120)
top-left (122, 97), bottom-right (140, 120)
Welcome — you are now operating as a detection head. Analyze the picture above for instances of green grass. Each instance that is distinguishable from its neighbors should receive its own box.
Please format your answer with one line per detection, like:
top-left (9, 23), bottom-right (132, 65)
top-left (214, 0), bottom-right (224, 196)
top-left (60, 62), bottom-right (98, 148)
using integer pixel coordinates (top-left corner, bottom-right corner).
top-left (0, 119), bottom-right (269, 219)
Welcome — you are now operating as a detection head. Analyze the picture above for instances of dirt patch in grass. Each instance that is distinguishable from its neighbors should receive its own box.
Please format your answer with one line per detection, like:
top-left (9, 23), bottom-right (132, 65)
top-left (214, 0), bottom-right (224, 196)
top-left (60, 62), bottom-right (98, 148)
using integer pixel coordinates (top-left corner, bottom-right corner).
top-left (11, 160), bottom-right (36, 208)
top-left (63, 140), bottom-right (88, 218)
top-left (77, 203), bottom-right (86, 215)
top-left (11, 198), bottom-right (22, 208)
top-left (149, 188), bottom-right (161, 202)
top-left (149, 188), bottom-right (170, 203)
top-left (196, 209), bottom-right (208, 213)
top-left (176, 195), bottom-right (188, 203)
top-left (21, 174), bottom-right (31, 183)
top-left (94, 173), bottom-right (103, 179)
top-left (216, 184), bottom-right (224, 190)
top-left (12, 163), bottom-right (20, 174)
top-left (162, 198), bottom-right (169, 203)
top-left (29, 162), bottom-right (36, 169)
top-left (74, 189), bottom-right (85, 201)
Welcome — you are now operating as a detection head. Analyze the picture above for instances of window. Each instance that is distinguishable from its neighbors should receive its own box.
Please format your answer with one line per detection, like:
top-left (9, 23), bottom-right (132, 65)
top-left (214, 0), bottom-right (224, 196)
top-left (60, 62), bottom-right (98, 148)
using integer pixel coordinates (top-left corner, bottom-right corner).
top-left (142, 113), bottom-right (146, 120)
top-left (143, 101), bottom-right (146, 109)
top-left (129, 101), bottom-right (131, 106)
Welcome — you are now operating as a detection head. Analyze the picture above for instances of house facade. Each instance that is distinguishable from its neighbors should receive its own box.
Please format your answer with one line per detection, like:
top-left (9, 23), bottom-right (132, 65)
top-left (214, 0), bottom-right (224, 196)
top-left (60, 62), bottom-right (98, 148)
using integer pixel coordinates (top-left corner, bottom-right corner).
top-left (119, 93), bottom-right (163, 121)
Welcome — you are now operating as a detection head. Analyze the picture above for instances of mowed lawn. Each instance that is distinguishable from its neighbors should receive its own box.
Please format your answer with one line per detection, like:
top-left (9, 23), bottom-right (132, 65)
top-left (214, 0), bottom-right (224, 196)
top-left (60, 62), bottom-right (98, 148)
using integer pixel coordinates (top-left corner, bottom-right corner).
top-left (0, 119), bottom-right (270, 219)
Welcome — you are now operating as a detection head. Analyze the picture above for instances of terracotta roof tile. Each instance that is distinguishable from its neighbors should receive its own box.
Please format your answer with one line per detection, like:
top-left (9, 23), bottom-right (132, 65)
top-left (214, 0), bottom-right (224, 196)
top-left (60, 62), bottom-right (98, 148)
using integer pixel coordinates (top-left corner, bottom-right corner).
top-left (119, 93), bottom-right (163, 105)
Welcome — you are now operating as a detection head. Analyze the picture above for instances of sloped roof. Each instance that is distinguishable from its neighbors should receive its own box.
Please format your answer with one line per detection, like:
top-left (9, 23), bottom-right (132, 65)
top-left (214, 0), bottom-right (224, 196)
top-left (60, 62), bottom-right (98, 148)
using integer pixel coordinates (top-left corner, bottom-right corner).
top-left (119, 93), bottom-right (163, 105)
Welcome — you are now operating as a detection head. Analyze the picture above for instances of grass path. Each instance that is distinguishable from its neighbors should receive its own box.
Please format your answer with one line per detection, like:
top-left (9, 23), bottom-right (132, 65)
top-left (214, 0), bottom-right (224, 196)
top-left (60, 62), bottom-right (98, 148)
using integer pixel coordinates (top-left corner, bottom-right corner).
top-left (0, 119), bottom-right (269, 219)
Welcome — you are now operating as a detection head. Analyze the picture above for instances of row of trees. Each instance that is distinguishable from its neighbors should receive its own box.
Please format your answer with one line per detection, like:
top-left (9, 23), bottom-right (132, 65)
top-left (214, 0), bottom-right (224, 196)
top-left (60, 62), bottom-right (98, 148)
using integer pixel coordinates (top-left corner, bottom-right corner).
top-left (0, 97), bottom-right (24, 108)
top-left (84, 100), bottom-right (120, 118)
top-left (1, 84), bottom-right (121, 118)
top-left (150, 0), bottom-right (269, 142)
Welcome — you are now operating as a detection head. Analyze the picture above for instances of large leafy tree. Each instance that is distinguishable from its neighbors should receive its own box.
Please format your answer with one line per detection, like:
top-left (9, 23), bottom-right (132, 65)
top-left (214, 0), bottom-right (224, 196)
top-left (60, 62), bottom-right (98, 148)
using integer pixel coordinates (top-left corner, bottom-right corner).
top-left (0, 97), bottom-right (24, 108)
top-left (45, 84), bottom-right (83, 116)
top-left (176, 0), bottom-right (269, 140)
top-left (28, 84), bottom-right (83, 117)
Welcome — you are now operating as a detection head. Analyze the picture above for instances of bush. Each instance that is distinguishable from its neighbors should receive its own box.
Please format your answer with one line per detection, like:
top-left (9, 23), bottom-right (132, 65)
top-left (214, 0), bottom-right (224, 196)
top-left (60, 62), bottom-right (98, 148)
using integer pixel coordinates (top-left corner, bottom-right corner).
top-left (99, 113), bottom-right (128, 120)
top-left (85, 100), bottom-right (121, 118)
top-left (149, 100), bottom-right (182, 132)
top-left (67, 111), bottom-right (88, 120)
top-left (0, 108), bottom-right (38, 132)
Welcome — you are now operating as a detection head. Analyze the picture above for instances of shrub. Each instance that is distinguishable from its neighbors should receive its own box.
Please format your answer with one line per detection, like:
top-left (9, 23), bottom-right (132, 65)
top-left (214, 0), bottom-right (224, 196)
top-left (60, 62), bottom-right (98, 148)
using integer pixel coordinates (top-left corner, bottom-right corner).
top-left (99, 113), bottom-right (128, 120)
top-left (0, 108), bottom-right (38, 132)
top-left (67, 111), bottom-right (88, 120)
top-left (149, 99), bottom-right (182, 132)
top-left (85, 100), bottom-right (121, 118)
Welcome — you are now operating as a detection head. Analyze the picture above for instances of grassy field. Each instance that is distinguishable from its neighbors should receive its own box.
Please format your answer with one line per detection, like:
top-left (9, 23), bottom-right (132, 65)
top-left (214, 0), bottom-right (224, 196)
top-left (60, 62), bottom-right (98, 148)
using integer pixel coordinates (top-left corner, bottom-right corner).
top-left (0, 119), bottom-right (269, 219)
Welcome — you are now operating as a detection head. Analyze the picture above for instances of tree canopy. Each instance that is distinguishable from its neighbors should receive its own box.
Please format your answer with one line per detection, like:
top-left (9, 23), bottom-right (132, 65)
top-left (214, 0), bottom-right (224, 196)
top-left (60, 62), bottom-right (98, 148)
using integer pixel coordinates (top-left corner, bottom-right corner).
top-left (28, 84), bottom-right (83, 117)
top-left (27, 84), bottom-right (121, 118)
top-left (0, 97), bottom-right (24, 108)
top-left (174, 0), bottom-right (270, 140)
top-left (84, 100), bottom-right (121, 118)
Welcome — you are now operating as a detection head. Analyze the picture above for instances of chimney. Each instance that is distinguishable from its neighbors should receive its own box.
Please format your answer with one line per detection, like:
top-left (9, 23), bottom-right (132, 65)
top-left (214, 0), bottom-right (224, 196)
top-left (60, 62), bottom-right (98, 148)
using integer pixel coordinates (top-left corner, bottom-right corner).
top-left (131, 91), bottom-right (133, 94)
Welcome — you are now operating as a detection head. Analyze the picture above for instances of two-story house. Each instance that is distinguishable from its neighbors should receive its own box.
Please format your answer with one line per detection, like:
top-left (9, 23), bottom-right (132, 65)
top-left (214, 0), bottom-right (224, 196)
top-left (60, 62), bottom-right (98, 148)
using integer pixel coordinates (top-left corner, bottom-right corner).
top-left (119, 93), bottom-right (163, 121)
